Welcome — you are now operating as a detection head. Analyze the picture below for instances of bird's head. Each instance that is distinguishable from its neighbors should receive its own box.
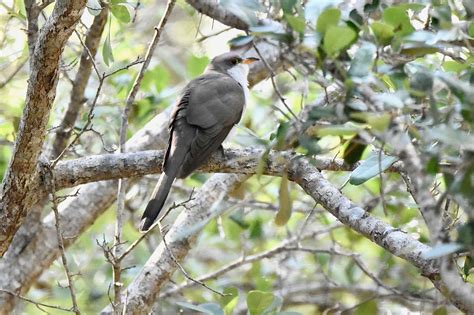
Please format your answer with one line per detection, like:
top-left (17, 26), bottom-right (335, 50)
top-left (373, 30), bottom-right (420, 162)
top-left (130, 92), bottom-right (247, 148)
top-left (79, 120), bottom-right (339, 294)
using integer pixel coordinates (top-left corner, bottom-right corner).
top-left (206, 52), bottom-right (259, 79)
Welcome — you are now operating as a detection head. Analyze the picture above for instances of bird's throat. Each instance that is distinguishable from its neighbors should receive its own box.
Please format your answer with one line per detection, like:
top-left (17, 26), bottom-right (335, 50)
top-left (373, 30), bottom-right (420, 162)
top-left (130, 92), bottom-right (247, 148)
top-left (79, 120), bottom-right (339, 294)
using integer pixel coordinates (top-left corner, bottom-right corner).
top-left (227, 64), bottom-right (250, 102)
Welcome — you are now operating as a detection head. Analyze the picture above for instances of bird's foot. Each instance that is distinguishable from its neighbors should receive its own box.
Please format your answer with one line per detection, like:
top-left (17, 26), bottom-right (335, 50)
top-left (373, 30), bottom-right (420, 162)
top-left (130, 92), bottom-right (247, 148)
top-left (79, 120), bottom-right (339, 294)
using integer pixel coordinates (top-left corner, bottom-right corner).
top-left (218, 145), bottom-right (226, 159)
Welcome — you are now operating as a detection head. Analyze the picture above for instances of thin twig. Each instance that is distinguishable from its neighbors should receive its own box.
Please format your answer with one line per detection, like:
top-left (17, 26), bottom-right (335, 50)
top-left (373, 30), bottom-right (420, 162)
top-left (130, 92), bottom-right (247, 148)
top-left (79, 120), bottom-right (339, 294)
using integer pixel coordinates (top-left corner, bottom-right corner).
top-left (0, 58), bottom-right (27, 89)
top-left (112, 0), bottom-right (177, 308)
top-left (252, 42), bottom-right (300, 121)
top-left (0, 289), bottom-right (75, 313)
top-left (160, 223), bottom-right (226, 297)
top-left (161, 225), bottom-right (343, 297)
top-left (49, 171), bottom-right (81, 315)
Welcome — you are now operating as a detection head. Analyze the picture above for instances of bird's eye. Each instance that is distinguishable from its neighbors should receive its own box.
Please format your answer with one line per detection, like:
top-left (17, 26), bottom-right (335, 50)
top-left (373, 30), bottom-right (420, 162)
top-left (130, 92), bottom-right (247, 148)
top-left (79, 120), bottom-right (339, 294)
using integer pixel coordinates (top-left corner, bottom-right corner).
top-left (232, 58), bottom-right (239, 65)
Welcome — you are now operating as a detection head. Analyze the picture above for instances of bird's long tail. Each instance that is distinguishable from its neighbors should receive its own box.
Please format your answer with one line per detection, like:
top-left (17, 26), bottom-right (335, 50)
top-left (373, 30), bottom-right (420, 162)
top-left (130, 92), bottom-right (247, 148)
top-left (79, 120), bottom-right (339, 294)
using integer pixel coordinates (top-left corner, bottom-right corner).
top-left (139, 172), bottom-right (175, 232)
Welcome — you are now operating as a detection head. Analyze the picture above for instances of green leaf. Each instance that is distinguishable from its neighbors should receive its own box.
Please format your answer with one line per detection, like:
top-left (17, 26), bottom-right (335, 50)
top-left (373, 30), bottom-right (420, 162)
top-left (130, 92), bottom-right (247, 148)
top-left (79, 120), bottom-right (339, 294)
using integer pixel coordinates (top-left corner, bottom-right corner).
top-left (433, 307), bottom-right (448, 315)
top-left (442, 60), bottom-right (469, 73)
top-left (102, 33), bottom-right (114, 66)
top-left (421, 243), bottom-right (464, 259)
top-left (383, 7), bottom-right (414, 35)
top-left (249, 218), bottom-right (263, 239)
top-left (280, 0), bottom-right (297, 13)
top-left (275, 173), bottom-right (292, 226)
top-left (323, 26), bottom-right (357, 56)
top-left (187, 54), bottom-right (209, 77)
top-left (469, 22), bottom-right (474, 37)
top-left (463, 256), bottom-right (473, 277)
top-left (247, 291), bottom-right (275, 315)
top-left (285, 14), bottom-right (306, 33)
top-left (141, 65), bottom-right (170, 92)
top-left (316, 8), bottom-right (341, 34)
top-left (349, 151), bottom-right (398, 185)
top-left (355, 300), bottom-right (378, 315)
top-left (348, 42), bottom-right (376, 78)
top-left (220, 287), bottom-right (238, 315)
top-left (110, 4), bottom-right (131, 23)
top-left (457, 221), bottom-right (474, 247)
top-left (371, 21), bottom-right (394, 45)
top-left (315, 124), bottom-right (361, 137)
top-left (350, 112), bottom-right (392, 131)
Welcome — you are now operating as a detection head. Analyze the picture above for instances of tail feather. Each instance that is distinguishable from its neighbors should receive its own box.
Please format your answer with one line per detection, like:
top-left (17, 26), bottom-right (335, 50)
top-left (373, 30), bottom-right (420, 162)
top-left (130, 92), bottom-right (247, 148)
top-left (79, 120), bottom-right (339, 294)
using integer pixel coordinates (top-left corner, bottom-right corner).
top-left (139, 172), bottom-right (175, 232)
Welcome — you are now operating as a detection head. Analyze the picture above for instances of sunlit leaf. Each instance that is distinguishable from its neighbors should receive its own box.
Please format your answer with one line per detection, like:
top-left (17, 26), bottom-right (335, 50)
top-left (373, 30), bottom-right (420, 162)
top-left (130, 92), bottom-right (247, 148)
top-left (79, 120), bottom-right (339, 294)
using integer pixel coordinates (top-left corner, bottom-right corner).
top-left (323, 26), bottom-right (357, 56)
top-left (316, 8), bottom-right (341, 34)
top-left (371, 21), bottom-right (394, 46)
top-left (110, 4), bottom-right (131, 23)
top-left (433, 307), bottom-right (449, 315)
top-left (275, 173), bottom-right (292, 226)
top-left (285, 14), bottom-right (306, 33)
top-left (247, 291), bottom-right (274, 315)
top-left (349, 151), bottom-right (398, 185)
top-left (469, 22), bottom-right (474, 37)
top-left (221, 287), bottom-right (238, 315)
top-left (383, 7), bottom-right (414, 35)
top-left (355, 300), bottom-right (378, 315)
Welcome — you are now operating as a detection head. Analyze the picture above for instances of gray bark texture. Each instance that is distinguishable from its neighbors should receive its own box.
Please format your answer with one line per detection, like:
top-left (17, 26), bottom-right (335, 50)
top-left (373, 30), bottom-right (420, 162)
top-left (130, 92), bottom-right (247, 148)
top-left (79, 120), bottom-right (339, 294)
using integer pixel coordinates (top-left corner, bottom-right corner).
top-left (0, 0), bottom-right (87, 257)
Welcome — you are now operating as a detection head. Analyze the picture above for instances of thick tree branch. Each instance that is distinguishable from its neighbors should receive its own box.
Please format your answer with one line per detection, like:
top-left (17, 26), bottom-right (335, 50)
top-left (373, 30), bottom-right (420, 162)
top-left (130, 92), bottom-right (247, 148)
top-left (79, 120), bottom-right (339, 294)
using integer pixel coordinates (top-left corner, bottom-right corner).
top-left (51, 148), bottom-right (405, 190)
top-left (0, 0), bottom-right (87, 257)
top-left (51, 5), bottom-right (109, 158)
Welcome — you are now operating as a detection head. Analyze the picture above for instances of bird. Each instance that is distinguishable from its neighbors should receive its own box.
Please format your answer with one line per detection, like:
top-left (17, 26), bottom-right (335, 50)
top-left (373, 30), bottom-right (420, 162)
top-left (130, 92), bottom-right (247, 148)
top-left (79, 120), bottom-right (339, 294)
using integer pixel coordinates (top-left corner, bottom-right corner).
top-left (139, 52), bottom-right (259, 231)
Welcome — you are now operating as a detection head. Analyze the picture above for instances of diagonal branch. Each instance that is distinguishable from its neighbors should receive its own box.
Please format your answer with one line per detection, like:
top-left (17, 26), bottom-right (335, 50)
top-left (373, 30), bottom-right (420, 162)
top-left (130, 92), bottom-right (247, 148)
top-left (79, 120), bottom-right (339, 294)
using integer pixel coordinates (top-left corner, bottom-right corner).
top-left (0, 0), bottom-right (87, 257)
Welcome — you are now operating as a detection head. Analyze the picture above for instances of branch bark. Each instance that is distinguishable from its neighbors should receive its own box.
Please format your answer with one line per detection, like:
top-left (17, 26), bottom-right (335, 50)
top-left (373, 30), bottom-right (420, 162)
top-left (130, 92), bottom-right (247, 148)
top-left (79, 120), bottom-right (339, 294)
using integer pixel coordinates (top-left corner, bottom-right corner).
top-left (51, 148), bottom-right (405, 190)
top-left (0, 0), bottom-right (87, 257)
top-left (185, 0), bottom-right (249, 30)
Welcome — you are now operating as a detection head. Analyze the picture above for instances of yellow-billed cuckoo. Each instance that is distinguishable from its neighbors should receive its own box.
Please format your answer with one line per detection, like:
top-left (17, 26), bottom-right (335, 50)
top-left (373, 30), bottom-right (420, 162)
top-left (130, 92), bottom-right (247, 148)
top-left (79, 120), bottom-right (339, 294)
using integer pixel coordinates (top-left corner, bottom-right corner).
top-left (140, 52), bottom-right (259, 231)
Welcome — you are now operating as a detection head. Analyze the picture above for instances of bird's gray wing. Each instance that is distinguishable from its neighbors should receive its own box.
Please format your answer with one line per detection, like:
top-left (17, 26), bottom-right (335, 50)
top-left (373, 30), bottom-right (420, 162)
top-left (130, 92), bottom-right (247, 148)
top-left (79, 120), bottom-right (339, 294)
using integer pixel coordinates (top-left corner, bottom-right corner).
top-left (186, 73), bottom-right (245, 128)
top-left (175, 73), bottom-right (245, 178)
top-left (177, 124), bottom-right (234, 178)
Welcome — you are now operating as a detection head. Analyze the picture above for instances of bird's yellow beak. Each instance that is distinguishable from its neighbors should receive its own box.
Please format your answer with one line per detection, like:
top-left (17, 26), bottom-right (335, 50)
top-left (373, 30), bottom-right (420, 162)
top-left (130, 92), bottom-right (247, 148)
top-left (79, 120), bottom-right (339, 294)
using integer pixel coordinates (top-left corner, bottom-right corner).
top-left (242, 57), bottom-right (260, 64)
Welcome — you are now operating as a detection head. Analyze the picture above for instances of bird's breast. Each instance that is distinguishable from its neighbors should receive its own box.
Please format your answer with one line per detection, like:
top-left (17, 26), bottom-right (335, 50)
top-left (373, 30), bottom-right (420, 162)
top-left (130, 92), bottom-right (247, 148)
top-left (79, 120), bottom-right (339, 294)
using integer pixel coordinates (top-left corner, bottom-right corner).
top-left (227, 64), bottom-right (250, 103)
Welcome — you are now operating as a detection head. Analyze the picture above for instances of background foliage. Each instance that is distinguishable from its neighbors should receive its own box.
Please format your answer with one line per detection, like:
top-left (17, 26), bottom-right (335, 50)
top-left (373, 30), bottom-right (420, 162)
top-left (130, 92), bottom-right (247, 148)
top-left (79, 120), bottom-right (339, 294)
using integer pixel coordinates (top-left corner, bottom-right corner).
top-left (0, 0), bottom-right (473, 313)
